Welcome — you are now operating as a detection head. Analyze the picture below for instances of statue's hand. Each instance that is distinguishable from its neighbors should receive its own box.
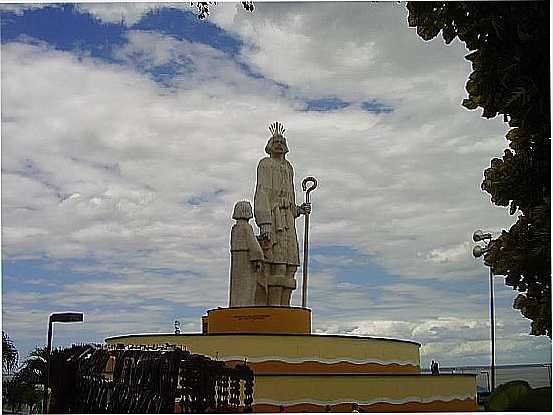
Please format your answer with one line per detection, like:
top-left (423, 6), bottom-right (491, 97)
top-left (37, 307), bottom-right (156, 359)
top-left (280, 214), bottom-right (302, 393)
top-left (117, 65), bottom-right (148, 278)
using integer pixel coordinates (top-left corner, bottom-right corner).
top-left (299, 202), bottom-right (311, 215)
top-left (254, 260), bottom-right (263, 272)
top-left (260, 224), bottom-right (272, 240)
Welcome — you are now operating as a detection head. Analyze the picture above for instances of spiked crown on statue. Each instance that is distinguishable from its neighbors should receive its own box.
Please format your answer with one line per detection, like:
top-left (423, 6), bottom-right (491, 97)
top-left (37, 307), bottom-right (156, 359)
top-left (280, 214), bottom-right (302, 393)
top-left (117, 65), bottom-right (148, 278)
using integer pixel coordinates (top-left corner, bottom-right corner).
top-left (269, 121), bottom-right (286, 137)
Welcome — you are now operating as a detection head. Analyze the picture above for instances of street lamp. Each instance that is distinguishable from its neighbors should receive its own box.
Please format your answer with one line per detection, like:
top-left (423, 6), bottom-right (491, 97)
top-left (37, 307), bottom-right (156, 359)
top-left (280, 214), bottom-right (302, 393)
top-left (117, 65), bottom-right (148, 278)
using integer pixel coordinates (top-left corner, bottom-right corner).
top-left (43, 312), bottom-right (84, 413)
top-left (472, 230), bottom-right (495, 392)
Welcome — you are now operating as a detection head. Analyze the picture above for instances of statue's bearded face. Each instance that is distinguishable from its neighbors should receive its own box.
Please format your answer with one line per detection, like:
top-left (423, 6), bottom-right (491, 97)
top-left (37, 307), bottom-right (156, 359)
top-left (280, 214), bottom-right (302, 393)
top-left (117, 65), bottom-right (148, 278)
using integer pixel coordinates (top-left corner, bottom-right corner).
top-left (271, 135), bottom-right (288, 155)
top-left (264, 134), bottom-right (289, 156)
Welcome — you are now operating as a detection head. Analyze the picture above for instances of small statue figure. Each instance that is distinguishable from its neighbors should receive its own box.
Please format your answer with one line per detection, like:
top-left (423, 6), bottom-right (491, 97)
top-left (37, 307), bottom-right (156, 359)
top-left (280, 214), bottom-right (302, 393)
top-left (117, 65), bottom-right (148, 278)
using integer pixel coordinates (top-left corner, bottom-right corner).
top-left (229, 201), bottom-right (266, 306)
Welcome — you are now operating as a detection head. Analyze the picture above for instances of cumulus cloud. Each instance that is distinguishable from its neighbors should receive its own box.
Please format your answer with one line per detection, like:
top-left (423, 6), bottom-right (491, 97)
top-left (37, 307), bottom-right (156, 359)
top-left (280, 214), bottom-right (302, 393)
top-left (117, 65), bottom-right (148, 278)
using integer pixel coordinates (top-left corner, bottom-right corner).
top-left (2, 3), bottom-right (549, 365)
top-left (425, 241), bottom-right (471, 264)
top-left (210, 3), bottom-right (466, 101)
top-left (1, 33), bottom-right (507, 282)
top-left (76, 2), bottom-right (166, 25)
top-left (0, 3), bottom-right (50, 15)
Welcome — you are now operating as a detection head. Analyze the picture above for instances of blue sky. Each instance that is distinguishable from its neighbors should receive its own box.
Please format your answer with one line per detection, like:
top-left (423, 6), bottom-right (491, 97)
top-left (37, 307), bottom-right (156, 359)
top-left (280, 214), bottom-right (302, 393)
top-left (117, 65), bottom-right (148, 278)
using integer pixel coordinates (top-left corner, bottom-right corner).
top-left (1, 2), bottom-right (550, 369)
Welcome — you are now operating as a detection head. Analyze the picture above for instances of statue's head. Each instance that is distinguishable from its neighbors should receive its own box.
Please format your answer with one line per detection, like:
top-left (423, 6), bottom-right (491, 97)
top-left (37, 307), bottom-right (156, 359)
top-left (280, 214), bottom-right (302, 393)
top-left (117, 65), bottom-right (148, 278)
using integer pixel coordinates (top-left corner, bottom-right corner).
top-left (232, 200), bottom-right (253, 220)
top-left (265, 121), bottom-right (289, 156)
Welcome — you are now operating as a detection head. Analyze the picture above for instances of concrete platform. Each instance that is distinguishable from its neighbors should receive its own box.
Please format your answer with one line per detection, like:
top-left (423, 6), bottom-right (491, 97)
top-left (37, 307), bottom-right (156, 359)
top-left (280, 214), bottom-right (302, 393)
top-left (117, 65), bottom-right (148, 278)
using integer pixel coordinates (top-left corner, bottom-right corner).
top-left (105, 307), bottom-right (477, 412)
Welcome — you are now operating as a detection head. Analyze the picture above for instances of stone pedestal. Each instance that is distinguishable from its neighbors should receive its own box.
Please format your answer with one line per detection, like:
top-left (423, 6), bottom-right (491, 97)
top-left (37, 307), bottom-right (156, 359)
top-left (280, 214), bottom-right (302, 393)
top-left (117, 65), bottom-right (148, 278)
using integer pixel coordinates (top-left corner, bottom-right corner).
top-left (204, 306), bottom-right (311, 335)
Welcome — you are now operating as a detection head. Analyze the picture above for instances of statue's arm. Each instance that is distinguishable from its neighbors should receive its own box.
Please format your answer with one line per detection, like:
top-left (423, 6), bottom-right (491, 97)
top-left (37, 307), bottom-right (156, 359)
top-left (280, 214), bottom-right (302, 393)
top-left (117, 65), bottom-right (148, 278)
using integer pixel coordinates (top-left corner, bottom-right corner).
top-left (254, 159), bottom-right (272, 237)
top-left (289, 162), bottom-right (311, 217)
top-left (246, 225), bottom-right (264, 262)
top-left (230, 224), bottom-right (239, 251)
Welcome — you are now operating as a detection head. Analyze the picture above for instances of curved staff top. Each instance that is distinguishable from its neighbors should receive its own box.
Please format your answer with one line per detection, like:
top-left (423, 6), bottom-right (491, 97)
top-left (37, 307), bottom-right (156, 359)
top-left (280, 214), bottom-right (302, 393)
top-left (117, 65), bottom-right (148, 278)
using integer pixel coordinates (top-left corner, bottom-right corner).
top-left (301, 176), bottom-right (318, 308)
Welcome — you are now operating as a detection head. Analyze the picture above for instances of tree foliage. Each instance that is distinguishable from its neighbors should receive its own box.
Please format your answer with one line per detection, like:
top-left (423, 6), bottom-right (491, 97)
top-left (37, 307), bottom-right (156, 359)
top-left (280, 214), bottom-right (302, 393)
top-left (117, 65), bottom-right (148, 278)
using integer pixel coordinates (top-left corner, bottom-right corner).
top-left (2, 334), bottom-right (42, 413)
top-left (2, 331), bottom-right (19, 375)
top-left (485, 380), bottom-right (551, 412)
top-left (18, 347), bottom-right (49, 386)
top-left (3, 372), bottom-right (43, 413)
top-left (407, 2), bottom-right (550, 336)
top-left (3, 346), bottom-right (48, 413)
top-left (192, 2), bottom-right (254, 19)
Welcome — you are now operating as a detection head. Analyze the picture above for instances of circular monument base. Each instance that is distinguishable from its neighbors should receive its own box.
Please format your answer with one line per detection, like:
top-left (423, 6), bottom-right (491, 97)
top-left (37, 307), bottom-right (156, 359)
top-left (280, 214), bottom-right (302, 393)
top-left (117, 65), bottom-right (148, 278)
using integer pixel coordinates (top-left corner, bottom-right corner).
top-left (204, 306), bottom-right (311, 334)
top-left (104, 332), bottom-right (476, 412)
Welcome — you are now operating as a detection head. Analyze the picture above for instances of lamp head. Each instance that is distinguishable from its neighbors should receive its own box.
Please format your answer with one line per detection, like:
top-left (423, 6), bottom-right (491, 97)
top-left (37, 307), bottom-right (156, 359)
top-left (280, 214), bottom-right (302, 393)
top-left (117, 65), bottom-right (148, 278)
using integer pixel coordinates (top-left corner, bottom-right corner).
top-left (473, 230), bottom-right (492, 242)
top-left (472, 245), bottom-right (488, 258)
top-left (49, 312), bottom-right (84, 323)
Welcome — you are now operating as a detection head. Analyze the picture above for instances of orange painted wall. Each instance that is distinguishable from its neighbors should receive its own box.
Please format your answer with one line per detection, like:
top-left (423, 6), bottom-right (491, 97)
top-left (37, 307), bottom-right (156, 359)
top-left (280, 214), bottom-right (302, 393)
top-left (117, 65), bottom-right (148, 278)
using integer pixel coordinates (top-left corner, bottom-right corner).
top-left (206, 307), bottom-right (311, 334)
top-left (253, 398), bottom-right (477, 412)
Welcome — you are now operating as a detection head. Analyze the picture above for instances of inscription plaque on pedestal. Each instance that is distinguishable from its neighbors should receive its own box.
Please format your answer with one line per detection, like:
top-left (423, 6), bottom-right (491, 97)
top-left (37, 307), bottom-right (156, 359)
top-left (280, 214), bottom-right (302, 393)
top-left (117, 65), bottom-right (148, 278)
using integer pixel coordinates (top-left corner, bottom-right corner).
top-left (205, 306), bottom-right (311, 334)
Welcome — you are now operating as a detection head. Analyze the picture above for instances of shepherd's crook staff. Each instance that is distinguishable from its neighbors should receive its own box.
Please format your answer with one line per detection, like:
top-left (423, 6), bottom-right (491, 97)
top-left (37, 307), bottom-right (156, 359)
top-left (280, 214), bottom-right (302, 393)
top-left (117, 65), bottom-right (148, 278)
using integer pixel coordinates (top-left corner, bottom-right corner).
top-left (301, 176), bottom-right (318, 308)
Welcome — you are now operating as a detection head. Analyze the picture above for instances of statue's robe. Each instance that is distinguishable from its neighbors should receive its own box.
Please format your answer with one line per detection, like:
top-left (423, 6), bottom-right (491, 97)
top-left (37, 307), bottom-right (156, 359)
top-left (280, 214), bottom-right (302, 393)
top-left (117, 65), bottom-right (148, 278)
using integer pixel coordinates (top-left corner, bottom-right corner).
top-left (229, 220), bottom-right (265, 306)
top-left (254, 157), bottom-right (300, 270)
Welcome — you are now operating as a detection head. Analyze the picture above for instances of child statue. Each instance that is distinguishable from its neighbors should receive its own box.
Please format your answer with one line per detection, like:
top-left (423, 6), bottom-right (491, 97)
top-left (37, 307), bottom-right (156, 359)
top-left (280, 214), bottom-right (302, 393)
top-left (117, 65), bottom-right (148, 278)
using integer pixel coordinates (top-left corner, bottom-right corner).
top-left (229, 200), bottom-right (267, 306)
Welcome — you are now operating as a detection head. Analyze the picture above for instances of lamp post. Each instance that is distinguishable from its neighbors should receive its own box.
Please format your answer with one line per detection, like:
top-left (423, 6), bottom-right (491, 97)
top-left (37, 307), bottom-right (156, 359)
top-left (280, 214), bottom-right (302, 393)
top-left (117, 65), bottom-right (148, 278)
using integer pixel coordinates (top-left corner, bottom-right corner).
top-left (43, 312), bottom-right (84, 414)
top-left (472, 230), bottom-right (495, 392)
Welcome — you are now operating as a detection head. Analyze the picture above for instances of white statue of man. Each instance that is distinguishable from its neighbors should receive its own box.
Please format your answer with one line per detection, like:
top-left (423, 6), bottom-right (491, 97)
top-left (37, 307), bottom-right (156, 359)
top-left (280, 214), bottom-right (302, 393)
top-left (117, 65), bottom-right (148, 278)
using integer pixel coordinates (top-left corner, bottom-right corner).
top-left (254, 122), bottom-right (311, 306)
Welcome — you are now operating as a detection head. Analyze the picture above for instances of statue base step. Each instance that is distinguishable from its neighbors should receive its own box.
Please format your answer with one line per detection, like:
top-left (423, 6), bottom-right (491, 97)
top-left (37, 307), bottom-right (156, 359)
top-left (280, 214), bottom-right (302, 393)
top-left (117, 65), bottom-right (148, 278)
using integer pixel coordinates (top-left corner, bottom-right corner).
top-left (203, 306), bottom-right (311, 335)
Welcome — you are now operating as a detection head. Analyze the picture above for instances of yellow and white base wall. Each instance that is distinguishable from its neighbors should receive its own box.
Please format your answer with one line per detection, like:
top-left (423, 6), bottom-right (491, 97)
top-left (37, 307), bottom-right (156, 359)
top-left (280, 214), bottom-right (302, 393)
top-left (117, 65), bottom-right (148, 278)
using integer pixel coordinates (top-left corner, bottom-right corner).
top-left (105, 307), bottom-right (477, 412)
top-left (253, 374), bottom-right (477, 412)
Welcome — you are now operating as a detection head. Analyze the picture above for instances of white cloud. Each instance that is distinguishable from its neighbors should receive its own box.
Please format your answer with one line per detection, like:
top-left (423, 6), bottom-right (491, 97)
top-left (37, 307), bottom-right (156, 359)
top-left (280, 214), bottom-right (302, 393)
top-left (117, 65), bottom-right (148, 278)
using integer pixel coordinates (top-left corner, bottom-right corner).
top-left (0, 3), bottom-right (50, 15)
top-left (210, 3), bottom-right (468, 102)
top-left (76, 2), bottom-right (165, 25)
top-left (0, 2), bottom-right (231, 27)
top-left (425, 241), bottom-right (471, 264)
top-left (75, 3), bottom-right (251, 27)
top-left (2, 3), bottom-right (549, 366)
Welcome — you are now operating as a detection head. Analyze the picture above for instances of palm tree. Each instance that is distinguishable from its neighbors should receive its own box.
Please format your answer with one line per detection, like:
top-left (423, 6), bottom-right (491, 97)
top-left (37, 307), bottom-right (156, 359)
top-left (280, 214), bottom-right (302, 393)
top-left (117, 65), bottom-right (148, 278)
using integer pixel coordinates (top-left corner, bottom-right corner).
top-left (4, 373), bottom-right (26, 412)
top-left (18, 347), bottom-right (48, 385)
top-left (2, 331), bottom-right (19, 375)
top-left (5, 346), bottom-right (49, 414)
